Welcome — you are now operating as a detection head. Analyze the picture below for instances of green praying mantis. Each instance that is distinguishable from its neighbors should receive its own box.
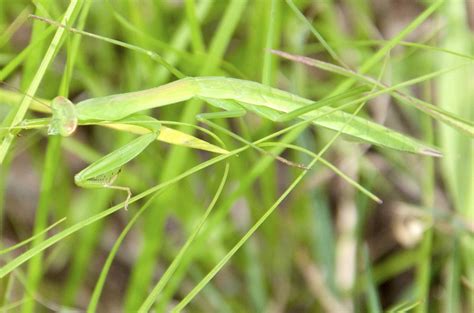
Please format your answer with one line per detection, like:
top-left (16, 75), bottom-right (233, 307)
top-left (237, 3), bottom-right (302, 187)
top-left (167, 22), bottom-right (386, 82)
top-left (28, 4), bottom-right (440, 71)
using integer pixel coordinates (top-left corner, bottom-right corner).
top-left (0, 14), bottom-right (449, 208)
top-left (3, 75), bottom-right (442, 207)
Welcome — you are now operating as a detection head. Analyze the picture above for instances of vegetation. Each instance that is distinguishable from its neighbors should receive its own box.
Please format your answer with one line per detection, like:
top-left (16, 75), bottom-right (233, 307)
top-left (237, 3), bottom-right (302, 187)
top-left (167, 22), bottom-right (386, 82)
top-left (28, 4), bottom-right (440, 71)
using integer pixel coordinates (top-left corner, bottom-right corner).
top-left (0, 0), bottom-right (472, 312)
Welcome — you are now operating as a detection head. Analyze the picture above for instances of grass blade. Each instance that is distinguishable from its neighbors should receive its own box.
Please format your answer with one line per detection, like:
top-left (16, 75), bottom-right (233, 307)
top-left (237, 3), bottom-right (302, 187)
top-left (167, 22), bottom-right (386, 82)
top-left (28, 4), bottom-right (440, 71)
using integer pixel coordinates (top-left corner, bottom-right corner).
top-left (0, 0), bottom-right (83, 164)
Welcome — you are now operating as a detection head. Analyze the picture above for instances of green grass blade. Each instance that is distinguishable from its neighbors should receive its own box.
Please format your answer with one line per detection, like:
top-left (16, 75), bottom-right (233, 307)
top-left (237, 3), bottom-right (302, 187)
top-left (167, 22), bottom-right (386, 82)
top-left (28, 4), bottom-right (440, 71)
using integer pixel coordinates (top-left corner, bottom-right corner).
top-left (271, 50), bottom-right (474, 136)
top-left (285, 0), bottom-right (348, 68)
top-left (171, 94), bottom-right (370, 312)
top-left (363, 245), bottom-right (382, 313)
top-left (87, 190), bottom-right (163, 312)
top-left (258, 142), bottom-right (382, 204)
top-left (0, 0), bottom-right (82, 164)
top-left (0, 149), bottom-right (240, 279)
top-left (29, 14), bottom-right (185, 80)
top-left (0, 218), bottom-right (66, 255)
top-left (138, 163), bottom-right (229, 311)
top-left (0, 6), bottom-right (30, 49)
top-left (437, 2), bottom-right (474, 311)
top-left (331, 0), bottom-right (444, 96)
top-left (185, 0), bottom-right (205, 54)
top-left (0, 25), bottom-right (55, 81)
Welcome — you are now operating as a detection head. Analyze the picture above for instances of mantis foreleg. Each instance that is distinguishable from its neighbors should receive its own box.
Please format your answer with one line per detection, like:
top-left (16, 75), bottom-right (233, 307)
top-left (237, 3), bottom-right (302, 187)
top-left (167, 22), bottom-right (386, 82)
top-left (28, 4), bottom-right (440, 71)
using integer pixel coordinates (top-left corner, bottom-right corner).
top-left (74, 119), bottom-right (160, 209)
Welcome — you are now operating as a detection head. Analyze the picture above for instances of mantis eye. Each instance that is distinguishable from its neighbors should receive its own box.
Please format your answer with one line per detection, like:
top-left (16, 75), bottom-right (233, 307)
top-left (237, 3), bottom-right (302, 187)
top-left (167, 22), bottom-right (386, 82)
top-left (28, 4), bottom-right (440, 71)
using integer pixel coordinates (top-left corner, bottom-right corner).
top-left (48, 96), bottom-right (78, 136)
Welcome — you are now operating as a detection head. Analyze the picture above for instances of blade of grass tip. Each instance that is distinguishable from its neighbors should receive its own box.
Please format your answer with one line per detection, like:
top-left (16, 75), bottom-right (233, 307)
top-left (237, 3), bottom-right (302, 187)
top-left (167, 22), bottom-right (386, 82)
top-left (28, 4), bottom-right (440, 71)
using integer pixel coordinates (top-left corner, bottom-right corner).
top-left (138, 163), bottom-right (229, 312)
top-left (87, 190), bottom-right (165, 313)
top-left (171, 92), bottom-right (373, 312)
top-left (0, 0), bottom-right (82, 165)
top-left (271, 50), bottom-right (474, 137)
top-left (147, 120), bottom-right (228, 154)
top-left (292, 62), bottom-right (450, 156)
top-left (0, 148), bottom-right (242, 279)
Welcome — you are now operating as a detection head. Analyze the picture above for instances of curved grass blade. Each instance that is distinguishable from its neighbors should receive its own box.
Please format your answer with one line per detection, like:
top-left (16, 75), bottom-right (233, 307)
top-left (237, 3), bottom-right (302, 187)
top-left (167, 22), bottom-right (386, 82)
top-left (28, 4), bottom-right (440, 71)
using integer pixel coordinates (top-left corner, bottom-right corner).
top-left (138, 163), bottom-right (229, 312)
top-left (87, 190), bottom-right (164, 313)
top-left (258, 142), bottom-right (382, 204)
top-left (271, 49), bottom-right (474, 137)
top-left (0, 148), bottom-right (242, 279)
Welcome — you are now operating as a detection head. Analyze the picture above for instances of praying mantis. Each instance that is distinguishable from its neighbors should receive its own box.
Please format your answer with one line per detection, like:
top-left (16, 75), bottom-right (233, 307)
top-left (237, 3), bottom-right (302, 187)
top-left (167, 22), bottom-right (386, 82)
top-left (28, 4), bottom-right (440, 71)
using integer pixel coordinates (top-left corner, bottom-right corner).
top-left (0, 12), bottom-right (447, 208)
top-left (2, 74), bottom-right (441, 207)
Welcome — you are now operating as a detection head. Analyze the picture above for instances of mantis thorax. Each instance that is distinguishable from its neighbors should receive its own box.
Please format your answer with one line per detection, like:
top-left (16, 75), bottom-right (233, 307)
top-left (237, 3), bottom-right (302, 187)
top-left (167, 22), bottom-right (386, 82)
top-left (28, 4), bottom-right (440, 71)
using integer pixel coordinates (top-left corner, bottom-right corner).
top-left (48, 96), bottom-right (78, 136)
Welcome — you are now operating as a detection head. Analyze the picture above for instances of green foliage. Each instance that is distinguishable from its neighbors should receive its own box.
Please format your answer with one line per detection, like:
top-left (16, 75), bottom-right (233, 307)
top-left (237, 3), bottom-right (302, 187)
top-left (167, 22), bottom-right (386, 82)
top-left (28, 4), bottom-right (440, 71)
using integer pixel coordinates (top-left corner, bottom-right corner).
top-left (0, 1), bottom-right (472, 312)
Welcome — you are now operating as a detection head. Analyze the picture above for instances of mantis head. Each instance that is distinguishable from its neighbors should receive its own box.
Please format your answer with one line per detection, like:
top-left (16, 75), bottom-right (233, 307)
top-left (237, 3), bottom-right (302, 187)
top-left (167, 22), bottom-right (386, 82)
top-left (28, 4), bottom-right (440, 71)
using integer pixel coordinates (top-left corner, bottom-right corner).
top-left (48, 96), bottom-right (78, 136)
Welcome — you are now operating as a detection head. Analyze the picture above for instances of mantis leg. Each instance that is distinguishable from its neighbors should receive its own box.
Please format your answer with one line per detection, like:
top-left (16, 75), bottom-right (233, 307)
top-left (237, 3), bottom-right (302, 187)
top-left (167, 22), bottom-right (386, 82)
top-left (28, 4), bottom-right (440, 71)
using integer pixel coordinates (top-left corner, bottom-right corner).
top-left (74, 130), bottom-right (159, 209)
top-left (274, 86), bottom-right (368, 122)
top-left (195, 97), bottom-right (247, 120)
top-left (197, 97), bottom-right (307, 169)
